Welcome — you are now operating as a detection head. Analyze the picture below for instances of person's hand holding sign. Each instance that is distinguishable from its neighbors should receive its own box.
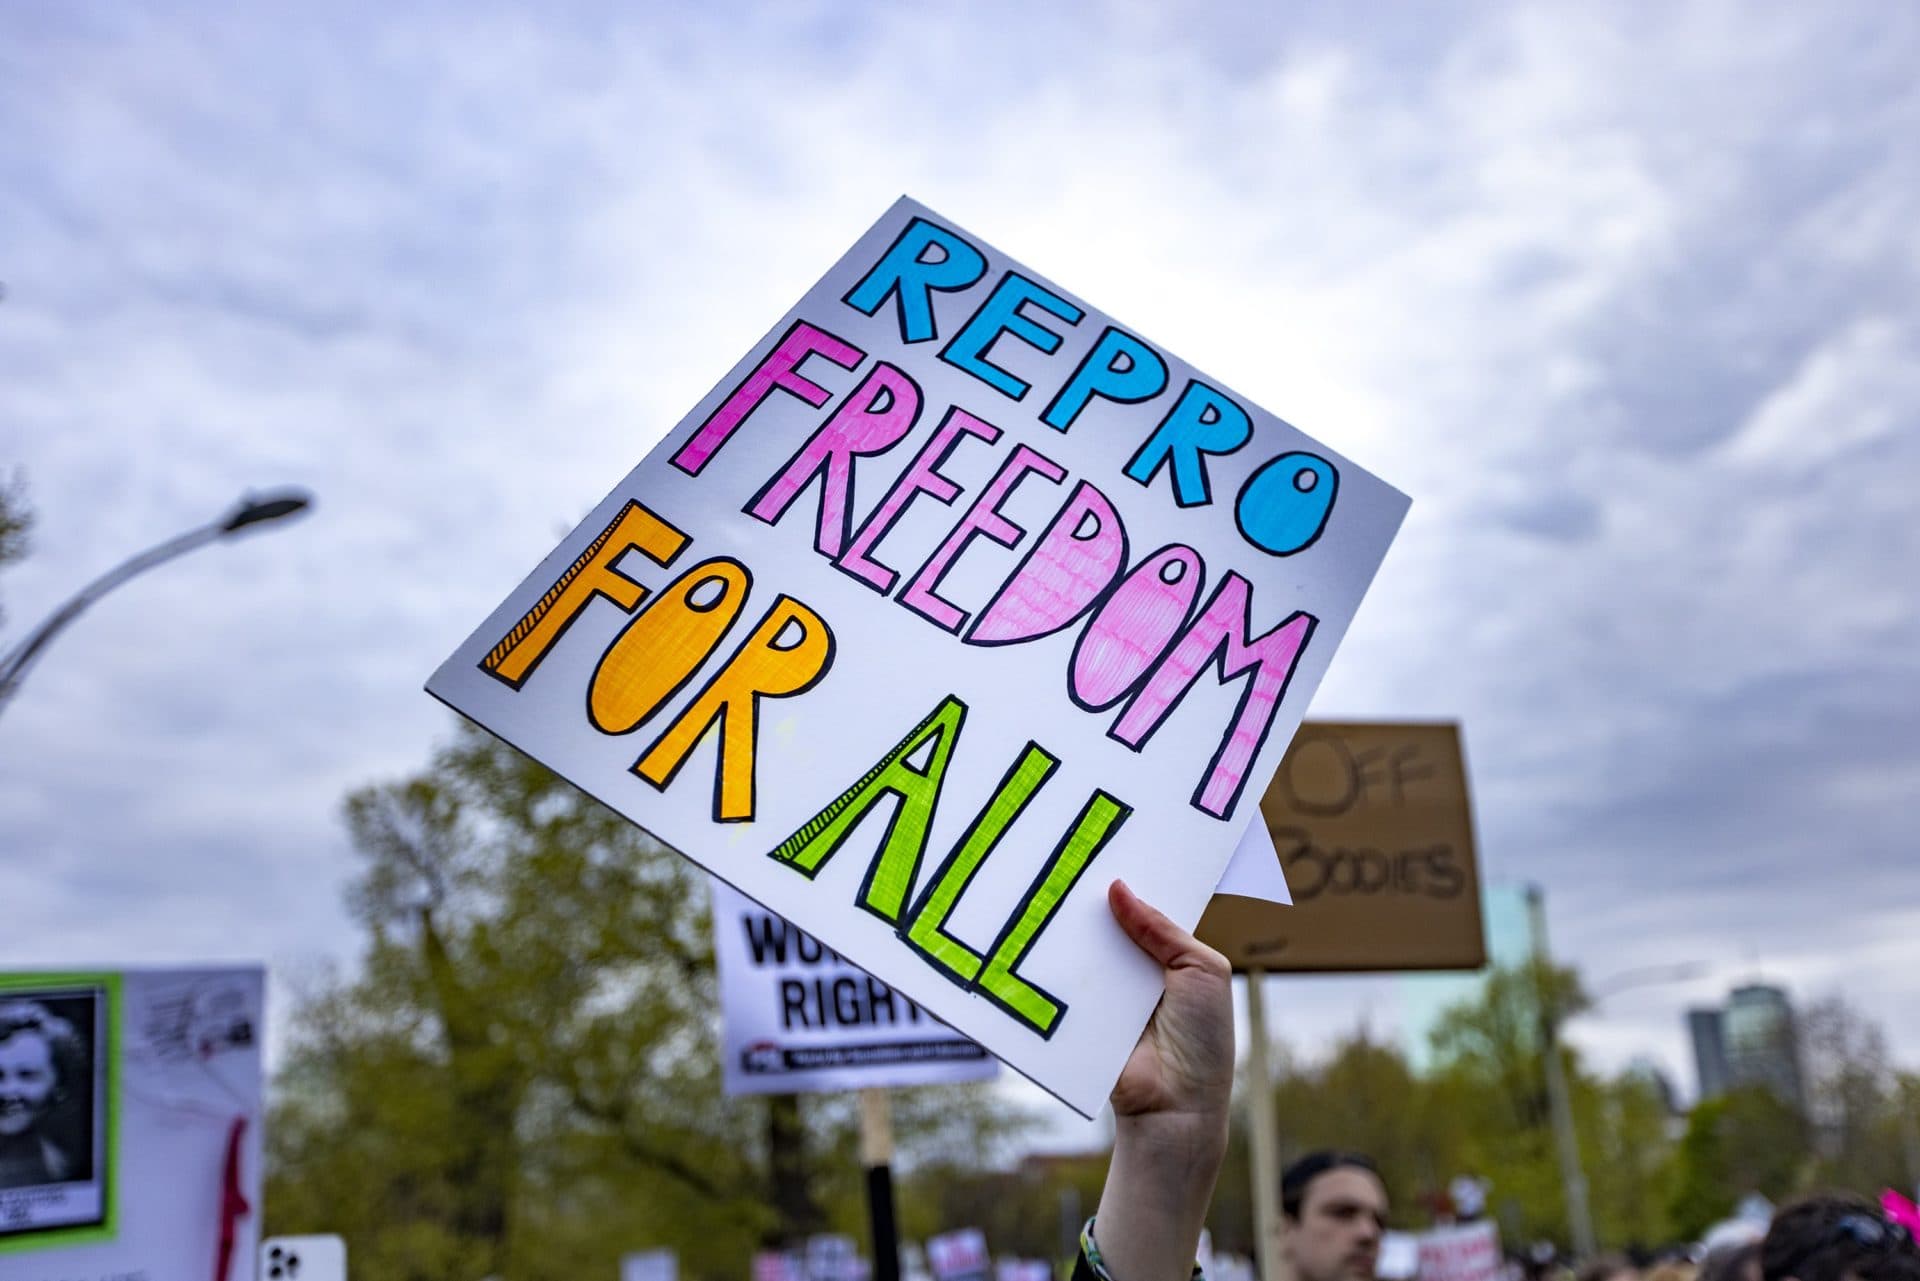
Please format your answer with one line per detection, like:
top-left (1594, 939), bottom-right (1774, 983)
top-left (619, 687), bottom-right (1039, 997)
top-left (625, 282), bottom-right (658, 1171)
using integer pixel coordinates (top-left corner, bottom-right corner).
top-left (1090, 879), bottom-right (1235, 1281)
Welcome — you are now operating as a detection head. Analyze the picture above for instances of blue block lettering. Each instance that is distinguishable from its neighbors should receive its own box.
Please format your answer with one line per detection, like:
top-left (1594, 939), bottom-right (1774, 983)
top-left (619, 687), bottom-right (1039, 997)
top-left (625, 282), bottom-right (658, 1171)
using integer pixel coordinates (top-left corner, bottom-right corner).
top-left (1041, 327), bottom-right (1169, 432)
top-left (1236, 451), bottom-right (1339, 555)
top-left (1123, 381), bottom-right (1252, 507)
top-left (940, 272), bottom-right (1083, 401)
top-left (843, 218), bottom-right (988, 344)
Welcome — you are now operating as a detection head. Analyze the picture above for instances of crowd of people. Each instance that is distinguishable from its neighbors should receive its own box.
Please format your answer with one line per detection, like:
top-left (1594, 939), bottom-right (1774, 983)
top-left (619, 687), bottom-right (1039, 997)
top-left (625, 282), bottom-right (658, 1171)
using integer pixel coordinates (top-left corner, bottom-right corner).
top-left (1081, 881), bottom-right (1920, 1281)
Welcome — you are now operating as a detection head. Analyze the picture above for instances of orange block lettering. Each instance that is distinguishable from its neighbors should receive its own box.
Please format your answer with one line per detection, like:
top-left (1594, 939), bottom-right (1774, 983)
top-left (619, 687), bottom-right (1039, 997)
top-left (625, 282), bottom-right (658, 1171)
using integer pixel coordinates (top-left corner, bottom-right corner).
top-left (481, 500), bottom-right (689, 688)
top-left (633, 596), bottom-right (836, 822)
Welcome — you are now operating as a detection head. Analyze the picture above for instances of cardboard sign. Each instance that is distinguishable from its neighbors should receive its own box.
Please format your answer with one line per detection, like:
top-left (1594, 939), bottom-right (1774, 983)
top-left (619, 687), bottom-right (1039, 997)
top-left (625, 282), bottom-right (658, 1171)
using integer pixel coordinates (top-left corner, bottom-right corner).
top-left (1197, 722), bottom-right (1485, 973)
top-left (428, 197), bottom-right (1407, 1113)
top-left (1417, 1222), bottom-right (1502, 1281)
top-left (712, 880), bottom-right (995, 1095)
top-left (0, 968), bottom-right (263, 1279)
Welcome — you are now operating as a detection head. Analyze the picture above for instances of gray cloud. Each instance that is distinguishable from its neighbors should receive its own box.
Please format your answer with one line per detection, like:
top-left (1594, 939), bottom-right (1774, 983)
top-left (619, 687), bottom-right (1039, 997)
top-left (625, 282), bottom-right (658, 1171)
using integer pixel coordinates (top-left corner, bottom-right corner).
top-left (3, 1), bottom-right (1917, 1132)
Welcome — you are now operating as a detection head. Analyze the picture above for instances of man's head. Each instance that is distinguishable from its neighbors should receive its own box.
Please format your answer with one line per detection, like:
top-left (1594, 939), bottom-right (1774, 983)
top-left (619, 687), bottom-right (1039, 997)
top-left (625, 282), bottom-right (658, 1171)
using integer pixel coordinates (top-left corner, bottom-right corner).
top-left (1281, 1150), bottom-right (1388, 1281)
top-left (0, 1002), bottom-right (81, 1140)
top-left (1762, 1195), bottom-right (1920, 1281)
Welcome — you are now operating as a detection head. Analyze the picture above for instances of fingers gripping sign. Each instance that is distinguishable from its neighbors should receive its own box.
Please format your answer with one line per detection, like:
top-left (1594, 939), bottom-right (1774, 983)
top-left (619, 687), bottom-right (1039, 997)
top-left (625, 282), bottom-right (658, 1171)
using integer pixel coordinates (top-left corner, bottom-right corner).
top-left (1095, 880), bottom-right (1235, 1281)
top-left (1106, 880), bottom-right (1234, 1121)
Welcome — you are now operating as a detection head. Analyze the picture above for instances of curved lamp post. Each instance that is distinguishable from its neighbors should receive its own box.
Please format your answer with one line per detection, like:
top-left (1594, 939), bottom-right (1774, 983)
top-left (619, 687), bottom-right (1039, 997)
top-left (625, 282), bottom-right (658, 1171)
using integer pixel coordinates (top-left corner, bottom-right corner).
top-left (0, 488), bottom-right (314, 721)
top-left (1529, 884), bottom-right (1709, 1258)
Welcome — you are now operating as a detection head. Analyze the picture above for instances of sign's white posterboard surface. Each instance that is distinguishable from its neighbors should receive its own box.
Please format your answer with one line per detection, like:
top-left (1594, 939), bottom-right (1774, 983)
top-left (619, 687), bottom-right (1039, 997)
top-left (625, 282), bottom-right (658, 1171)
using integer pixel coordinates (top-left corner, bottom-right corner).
top-left (428, 197), bottom-right (1407, 1114)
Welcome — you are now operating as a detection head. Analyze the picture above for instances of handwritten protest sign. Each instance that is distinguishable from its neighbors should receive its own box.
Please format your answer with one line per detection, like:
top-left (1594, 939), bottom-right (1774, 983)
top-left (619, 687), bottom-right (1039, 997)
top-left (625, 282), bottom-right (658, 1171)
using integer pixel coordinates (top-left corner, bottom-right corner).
top-left (428, 197), bottom-right (1407, 1114)
top-left (1198, 722), bottom-right (1485, 972)
top-left (712, 879), bottom-right (995, 1095)
top-left (1, 968), bottom-right (263, 1279)
top-left (1416, 1222), bottom-right (1502, 1281)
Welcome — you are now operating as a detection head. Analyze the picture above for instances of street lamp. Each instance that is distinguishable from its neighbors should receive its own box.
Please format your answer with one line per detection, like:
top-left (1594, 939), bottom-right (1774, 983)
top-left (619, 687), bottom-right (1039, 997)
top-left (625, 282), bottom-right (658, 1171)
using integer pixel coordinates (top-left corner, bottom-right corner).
top-left (0, 487), bottom-right (314, 721)
top-left (1527, 884), bottom-right (1709, 1259)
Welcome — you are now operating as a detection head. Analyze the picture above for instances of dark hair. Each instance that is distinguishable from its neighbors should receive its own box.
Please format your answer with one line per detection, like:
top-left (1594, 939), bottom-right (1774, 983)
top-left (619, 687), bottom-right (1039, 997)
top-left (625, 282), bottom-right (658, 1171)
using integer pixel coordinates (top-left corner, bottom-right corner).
top-left (1701, 1242), bottom-right (1762, 1281)
top-left (1762, 1195), bottom-right (1920, 1281)
top-left (1281, 1150), bottom-right (1380, 1220)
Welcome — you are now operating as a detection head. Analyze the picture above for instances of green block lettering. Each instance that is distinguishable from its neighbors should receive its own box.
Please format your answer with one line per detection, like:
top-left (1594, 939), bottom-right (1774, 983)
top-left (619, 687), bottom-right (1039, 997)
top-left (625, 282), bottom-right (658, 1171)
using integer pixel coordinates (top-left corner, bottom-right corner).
top-left (904, 742), bottom-right (1058, 985)
top-left (768, 694), bottom-right (967, 923)
top-left (975, 790), bottom-right (1131, 1037)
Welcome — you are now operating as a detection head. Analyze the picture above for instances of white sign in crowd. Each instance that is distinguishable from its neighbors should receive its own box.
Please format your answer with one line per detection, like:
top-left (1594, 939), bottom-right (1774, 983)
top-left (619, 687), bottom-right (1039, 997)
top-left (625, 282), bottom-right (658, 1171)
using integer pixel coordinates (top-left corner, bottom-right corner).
top-left (431, 196), bottom-right (1406, 1114)
top-left (1416, 1222), bottom-right (1505, 1281)
top-left (0, 968), bottom-right (264, 1281)
top-left (712, 879), bottom-right (996, 1096)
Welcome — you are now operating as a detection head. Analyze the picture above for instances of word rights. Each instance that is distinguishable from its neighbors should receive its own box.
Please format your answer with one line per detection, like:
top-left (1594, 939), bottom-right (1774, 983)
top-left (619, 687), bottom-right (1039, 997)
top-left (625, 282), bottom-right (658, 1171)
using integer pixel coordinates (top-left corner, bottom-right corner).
top-left (429, 196), bottom-right (1407, 1114)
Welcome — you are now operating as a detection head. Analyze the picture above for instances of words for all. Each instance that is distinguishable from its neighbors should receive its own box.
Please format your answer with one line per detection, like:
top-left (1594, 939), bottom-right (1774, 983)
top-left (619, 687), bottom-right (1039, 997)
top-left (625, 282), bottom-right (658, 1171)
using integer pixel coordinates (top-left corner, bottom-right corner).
top-left (470, 216), bottom-right (1341, 1039)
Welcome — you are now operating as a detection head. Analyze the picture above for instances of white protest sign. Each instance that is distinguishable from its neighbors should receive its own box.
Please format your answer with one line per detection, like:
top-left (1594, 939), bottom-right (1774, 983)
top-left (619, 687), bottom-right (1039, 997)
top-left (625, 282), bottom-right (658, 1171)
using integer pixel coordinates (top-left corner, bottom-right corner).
top-left (994, 1261), bottom-right (1052, 1281)
top-left (1417, 1222), bottom-right (1503, 1281)
top-left (428, 197), bottom-right (1408, 1114)
top-left (0, 968), bottom-right (264, 1281)
top-left (805, 1235), bottom-right (863, 1281)
top-left (713, 879), bottom-right (995, 1094)
top-left (623, 1249), bottom-right (678, 1281)
top-left (754, 1251), bottom-right (806, 1281)
top-left (926, 1229), bottom-right (990, 1281)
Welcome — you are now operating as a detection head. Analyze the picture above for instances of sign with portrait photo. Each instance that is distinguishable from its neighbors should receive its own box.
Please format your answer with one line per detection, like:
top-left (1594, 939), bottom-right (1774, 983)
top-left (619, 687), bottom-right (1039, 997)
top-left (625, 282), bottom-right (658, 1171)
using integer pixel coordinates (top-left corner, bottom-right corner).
top-left (0, 967), bottom-right (263, 1281)
top-left (0, 978), bottom-right (113, 1248)
top-left (429, 197), bottom-right (1408, 1114)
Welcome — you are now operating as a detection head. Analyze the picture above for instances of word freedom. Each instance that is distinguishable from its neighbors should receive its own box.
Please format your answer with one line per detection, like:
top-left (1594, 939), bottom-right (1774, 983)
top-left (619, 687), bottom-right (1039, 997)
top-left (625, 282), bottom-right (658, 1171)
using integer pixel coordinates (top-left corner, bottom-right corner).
top-left (467, 212), bottom-right (1346, 1043)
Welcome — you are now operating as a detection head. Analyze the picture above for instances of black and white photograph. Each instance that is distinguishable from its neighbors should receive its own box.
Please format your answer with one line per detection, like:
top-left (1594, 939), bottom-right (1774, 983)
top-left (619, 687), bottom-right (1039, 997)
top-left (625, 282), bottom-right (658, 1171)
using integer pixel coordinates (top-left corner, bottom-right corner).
top-left (0, 985), bottom-right (109, 1238)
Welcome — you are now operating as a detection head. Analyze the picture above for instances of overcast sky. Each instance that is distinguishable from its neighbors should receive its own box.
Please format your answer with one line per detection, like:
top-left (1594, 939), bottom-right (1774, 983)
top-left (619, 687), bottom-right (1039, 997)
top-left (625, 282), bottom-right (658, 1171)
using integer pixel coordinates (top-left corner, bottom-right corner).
top-left (4, 2), bottom-right (1917, 1146)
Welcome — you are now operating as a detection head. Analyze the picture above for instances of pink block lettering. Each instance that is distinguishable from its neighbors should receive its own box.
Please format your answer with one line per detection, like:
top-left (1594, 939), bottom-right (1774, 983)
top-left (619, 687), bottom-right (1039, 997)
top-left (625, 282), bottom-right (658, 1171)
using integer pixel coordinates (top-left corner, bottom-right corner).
top-left (836, 407), bottom-right (1001, 594)
top-left (968, 482), bottom-right (1127, 646)
top-left (900, 444), bottom-right (1066, 633)
top-left (672, 321), bottom-right (865, 475)
top-left (1109, 572), bottom-right (1318, 819)
top-left (745, 363), bottom-right (922, 558)
top-left (1069, 544), bottom-right (1204, 710)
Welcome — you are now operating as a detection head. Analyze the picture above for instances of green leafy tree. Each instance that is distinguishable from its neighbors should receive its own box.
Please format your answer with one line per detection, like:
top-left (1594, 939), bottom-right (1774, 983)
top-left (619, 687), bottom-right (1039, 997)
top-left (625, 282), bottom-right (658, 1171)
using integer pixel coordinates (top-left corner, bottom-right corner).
top-left (1428, 962), bottom-right (1592, 1247)
top-left (1587, 1071), bottom-right (1676, 1249)
top-left (1667, 1087), bottom-right (1810, 1239)
top-left (268, 721), bottom-right (1020, 1281)
top-left (1802, 995), bottom-right (1907, 1191)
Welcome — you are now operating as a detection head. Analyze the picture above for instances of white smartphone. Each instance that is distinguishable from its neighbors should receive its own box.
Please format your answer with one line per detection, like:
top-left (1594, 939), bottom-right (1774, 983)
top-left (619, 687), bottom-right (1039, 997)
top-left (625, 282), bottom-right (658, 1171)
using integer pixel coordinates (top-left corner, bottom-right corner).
top-left (259, 1234), bottom-right (348, 1281)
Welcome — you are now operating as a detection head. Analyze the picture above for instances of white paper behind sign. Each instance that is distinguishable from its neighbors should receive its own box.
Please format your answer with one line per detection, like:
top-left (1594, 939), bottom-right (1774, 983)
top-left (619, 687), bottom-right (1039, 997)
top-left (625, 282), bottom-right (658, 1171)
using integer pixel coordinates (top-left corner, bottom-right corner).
top-left (1215, 818), bottom-right (1293, 904)
top-left (712, 880), bottom-right (995, 1095)
top-left (428, 196), bottom-right (1407, 1114)
top-left (0, 967), bottom-right (264, 1281)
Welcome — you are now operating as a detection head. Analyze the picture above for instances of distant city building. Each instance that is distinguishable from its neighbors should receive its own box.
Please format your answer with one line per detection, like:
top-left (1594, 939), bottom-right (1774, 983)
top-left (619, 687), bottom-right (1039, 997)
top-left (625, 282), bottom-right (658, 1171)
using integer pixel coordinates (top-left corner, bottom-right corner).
top-left (1689, 1007), bottom-right (1731, 1100)
top-left (1687, 983), bottom-right (1806, 1114)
